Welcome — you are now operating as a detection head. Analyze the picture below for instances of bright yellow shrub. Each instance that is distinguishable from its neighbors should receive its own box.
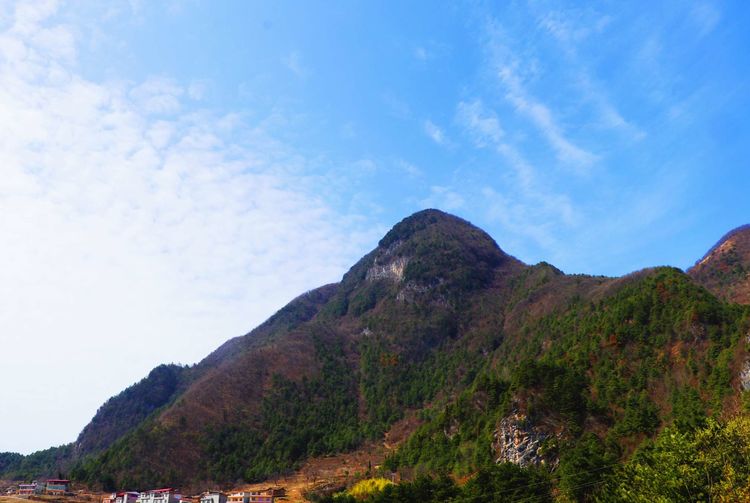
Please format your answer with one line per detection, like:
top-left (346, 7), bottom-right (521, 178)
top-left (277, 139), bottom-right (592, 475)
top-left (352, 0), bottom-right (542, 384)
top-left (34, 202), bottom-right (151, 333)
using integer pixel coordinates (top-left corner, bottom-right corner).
top-left (347, 478), bottom-right (394, 499)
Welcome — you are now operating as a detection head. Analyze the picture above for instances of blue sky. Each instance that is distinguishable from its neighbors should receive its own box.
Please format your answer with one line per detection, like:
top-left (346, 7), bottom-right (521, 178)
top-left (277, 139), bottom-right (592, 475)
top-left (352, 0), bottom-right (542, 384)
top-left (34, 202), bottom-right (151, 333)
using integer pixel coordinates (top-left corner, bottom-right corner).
top-left (1, 0), bottom-right (749, 453)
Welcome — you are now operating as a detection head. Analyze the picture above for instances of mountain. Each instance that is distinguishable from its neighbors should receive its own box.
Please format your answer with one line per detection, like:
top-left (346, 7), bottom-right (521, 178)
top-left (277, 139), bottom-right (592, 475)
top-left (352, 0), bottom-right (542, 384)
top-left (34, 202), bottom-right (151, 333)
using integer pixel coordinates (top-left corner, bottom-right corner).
top-left (689, 224), bottom-right (750, 305)
top-left (3, 210), bottom-right (750, 501)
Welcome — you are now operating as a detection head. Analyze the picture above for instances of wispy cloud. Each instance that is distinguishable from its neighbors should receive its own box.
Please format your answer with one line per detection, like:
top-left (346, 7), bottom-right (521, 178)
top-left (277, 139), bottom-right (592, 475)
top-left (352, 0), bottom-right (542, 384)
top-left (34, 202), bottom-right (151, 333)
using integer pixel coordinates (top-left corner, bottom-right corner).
top-left (187, 79), bottom-right (209, 100)
top-left (412, 40), bottom-right (447, 62)
top-left (574, 73), bottom-right (646, 141)
top-left (480, 20), bottom-right (599, 171)
top-left (455, 98), bottom-right (577, 252)
top-left (130, 76), bottom-right (184, 114)
top-left (413, 46), bottom-right (430, 61)
top-left (456, 99), bottom-right (504, 147)
top-left (424, 119), bottom-right (449, 146)
top-left (535, 8), bottom-right (644, 141)
top-left (420, 185), bottom-right (465, 211)
top-left (691, 2), bottom-right (721, 37)
top-left (498, 64), bottom-right (599, 170)
top-left (382, 92), bottom-right (412, 119)
top-left (537, 10), bottom-right (611, 47)
top-left (282, 50), bottom-right (308, 77)
top-left (395, 159), bottom-right (423, 178)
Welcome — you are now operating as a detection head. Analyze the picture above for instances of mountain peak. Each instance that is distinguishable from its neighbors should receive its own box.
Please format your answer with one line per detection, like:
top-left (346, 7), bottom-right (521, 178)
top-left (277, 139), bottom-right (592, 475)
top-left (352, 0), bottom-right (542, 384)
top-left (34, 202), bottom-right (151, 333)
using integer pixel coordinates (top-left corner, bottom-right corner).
top-left (689, 224), bottom-right (750, 304)
top-left (378, 209), bottom-right (514, 255)
top-left (378, 209), bottom-right (474, 247)
top-left (358, 209), bottom-right (524, 295)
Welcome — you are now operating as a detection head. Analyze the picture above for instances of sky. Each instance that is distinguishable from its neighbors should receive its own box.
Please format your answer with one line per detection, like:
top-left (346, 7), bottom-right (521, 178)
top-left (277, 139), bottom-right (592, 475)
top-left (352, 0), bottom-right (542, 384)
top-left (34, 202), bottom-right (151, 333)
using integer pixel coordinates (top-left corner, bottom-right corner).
top-left (1, 0), bottom-right (749, 454)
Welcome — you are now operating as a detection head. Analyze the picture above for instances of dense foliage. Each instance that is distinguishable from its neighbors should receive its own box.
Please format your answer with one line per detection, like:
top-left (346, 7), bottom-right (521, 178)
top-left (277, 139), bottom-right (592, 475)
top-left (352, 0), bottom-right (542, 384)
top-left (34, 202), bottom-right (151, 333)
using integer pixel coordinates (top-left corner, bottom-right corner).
top-left (5, 211), bottom-right (750, 502)
top-left (600, 416), bottom-right (750, 501)
top-left (313, 464), bottom-right (551, 503)
top-left (0, 445), bottom-right (74, 480)
top-left (203, 328), bottom-right (361, 482)
top-left (387, 268), bottom-right (748, 499)
top-left (320, 416), bottom-right (750, 501)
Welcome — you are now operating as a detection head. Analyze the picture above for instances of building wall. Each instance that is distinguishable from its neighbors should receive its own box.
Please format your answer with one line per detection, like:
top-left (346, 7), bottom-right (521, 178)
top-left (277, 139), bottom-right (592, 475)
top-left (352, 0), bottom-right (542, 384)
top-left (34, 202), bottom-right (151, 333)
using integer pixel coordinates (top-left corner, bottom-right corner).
top-left (138, 491), bottom-right (181, 503)
top-left (200, 494), bottom-right (227, 503)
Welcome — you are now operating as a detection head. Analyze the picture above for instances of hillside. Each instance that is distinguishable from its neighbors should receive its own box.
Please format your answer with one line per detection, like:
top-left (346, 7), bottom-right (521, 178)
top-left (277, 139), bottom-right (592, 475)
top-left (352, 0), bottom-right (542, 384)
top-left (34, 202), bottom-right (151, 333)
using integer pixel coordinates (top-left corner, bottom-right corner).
top-left (3, 210), bottom-right (750, 501)
top-left (689, 224), bottom-right (750, 304)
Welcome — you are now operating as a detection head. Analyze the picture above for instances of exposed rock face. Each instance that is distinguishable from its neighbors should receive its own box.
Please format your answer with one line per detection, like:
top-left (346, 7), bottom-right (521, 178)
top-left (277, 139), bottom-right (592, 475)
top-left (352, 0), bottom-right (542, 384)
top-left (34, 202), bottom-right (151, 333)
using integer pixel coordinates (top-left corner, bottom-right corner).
top-left (366, 238), bottom-right (410, 283)
top-left (740, 362), bottom-right (750, 392)
top-left (396, 280), bottom-right (434, 302)
top-left (741, 333), bottom-right (750, 392)
top-left (492, 412), bottom-right (553, 467)
top-left (366, 256), bottom-right (408, 282)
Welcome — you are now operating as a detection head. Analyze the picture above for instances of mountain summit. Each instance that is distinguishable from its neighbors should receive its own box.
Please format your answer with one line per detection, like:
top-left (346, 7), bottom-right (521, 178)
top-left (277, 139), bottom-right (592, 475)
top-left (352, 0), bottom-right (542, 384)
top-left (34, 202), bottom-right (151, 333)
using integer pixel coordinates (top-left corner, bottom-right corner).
top-left (3, 211), bottom-right (750, 501)
top-left (689, 224), bottom-right (750, 304)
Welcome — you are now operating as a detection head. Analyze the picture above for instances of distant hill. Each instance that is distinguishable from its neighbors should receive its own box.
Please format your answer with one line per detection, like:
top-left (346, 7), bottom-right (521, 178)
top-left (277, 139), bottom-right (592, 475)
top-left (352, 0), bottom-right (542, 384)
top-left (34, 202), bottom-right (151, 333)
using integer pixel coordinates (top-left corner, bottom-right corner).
top-left (3, 210), bottom-right (749, 501)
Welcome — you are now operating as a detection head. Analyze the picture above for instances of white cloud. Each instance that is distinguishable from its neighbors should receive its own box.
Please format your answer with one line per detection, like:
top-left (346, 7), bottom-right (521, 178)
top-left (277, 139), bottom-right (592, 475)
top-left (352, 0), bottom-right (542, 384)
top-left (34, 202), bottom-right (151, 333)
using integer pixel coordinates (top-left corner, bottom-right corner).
top-left (424, 119), bottom-right (449, 146)
top-left (455, 97), bottom-right (577, 252)
top-left (481, 21), bottom-right (597, 171)
top-left (382, 92), bottom-right (412, 119)
top-left (538, 10), bottom-right (611, 46)
top-left (0, 3), bottom-right (377, 453)
top-left (533, 9), bottom-right (644, 142)
top-left (340, 121), bottom-right (356, 139)
top-left (411, 40), bottom-right (447, 62)
top-left (691, 2), bottom-right (721, 37)
top-left (282, 51), bottom-right (307, 78)
top-left (498, 65), bottom-right (598, 170)
top-left (130, 76), bottom-right (183, 114)
top-left (421, 186), bottom-right (465, 211)
top-left (353, 158), bottom-right (378, 173)
top-left (456, 99), bottom-right (504, 147)
top-left (187, 79), bottom-right (209, 100)
top-left (395, 159), bottom-right (423, 178)
top-left (573, 73), bottom-right (646, 141)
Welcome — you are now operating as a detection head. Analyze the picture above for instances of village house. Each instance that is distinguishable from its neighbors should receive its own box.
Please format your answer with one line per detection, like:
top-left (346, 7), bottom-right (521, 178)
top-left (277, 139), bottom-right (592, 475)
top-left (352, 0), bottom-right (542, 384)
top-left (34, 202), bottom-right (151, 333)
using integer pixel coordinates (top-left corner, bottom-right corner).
top-left (18, 482), bottom-right (43, 496)
top-left (45, 479), bottom-right (71, 495)
top-left (199, 491), bottom-right (227, 503)
top-left (227, 489), bottom-right (284, 503)
top-left (137, 488), bottom-right (182, 503)
top-left (103, 491), bottom-right (141, 503)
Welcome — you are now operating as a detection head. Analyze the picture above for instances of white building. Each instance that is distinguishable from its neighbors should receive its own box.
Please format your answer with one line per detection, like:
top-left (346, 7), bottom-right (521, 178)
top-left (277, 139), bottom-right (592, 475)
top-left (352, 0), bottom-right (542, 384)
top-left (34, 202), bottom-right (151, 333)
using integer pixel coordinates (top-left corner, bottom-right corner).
top-left (227, 490), bottom-right (282, 503)
top-left (199, 492), bottom-right (227, 503)
top-left (138, 488), bottom-right (182, 503)
top-left (104, 491), bottom-right (140, 503)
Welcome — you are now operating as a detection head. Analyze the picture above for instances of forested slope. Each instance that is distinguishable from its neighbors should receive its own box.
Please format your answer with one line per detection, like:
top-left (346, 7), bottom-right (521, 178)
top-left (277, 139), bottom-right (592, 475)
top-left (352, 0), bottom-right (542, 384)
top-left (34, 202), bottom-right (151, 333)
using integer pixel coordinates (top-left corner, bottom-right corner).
top-left (4, 210), bottom-right (750, 502)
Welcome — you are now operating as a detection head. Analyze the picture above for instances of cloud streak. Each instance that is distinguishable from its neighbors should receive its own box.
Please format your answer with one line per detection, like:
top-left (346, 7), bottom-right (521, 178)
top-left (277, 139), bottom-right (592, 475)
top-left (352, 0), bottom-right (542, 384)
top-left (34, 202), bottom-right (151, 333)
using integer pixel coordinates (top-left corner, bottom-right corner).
top-left (423, 119), bottom-right (449, 146)
top-left (455, 98), bottom-right (577, 253)
top-left (497, 64), bottom-right (599, 170)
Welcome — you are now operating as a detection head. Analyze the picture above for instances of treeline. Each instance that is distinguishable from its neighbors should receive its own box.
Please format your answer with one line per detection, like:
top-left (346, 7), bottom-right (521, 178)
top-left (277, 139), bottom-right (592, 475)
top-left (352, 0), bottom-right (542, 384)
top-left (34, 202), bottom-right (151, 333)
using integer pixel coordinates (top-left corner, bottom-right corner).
top-left (311, 464), bottom-right (552, 502)
top-left (312, 416), bottom-right (750, 502)
top-left (0, 445), bottom-right (74, 481)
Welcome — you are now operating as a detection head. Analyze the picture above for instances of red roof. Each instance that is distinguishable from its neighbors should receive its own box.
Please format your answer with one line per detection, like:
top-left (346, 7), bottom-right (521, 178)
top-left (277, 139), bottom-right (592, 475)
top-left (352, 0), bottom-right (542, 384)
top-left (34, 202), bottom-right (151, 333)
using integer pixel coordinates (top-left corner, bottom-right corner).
top-left (151, 489), bottom-right (175, 493)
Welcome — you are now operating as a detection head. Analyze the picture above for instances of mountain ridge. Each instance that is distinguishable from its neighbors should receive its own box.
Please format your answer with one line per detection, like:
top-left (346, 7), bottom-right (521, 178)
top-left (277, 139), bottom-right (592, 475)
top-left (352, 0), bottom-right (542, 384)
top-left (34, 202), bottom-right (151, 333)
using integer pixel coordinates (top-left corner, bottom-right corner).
top-left (2, 210), bottom-right (749, 501)
top-left (689, 224), bottom-right (750, 304)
